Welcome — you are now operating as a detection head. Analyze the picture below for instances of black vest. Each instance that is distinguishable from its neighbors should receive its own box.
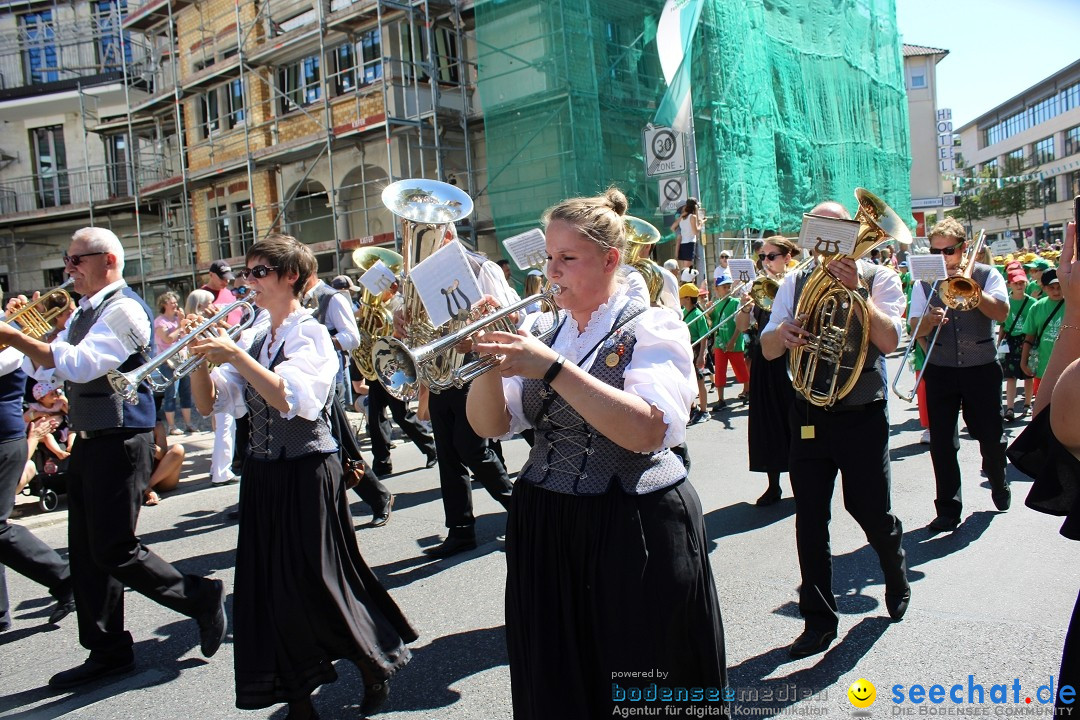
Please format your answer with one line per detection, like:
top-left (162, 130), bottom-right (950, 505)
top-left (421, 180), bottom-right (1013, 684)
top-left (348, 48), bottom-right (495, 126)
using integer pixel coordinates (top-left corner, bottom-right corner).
top-left (65, 287), bottom-right (156, 432)
top-left (921, 264), bottom-right (997, 368)
top-left (244, 319), bottom-right (338, 461)
top-left (0, 366), bottom-right (26, 442)
top-left (791, 262), bottom-right (887, 407)
top-left (518, 299), bottom-right (687, 495)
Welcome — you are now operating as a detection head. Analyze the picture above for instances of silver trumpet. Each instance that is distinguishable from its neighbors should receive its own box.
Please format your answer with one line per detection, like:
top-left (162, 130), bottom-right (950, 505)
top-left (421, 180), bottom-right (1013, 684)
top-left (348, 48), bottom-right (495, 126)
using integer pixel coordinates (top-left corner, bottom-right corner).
top-left (372, 285), bottom-right (562, 400)
top-left (107, 296), bottom-right (259, 404)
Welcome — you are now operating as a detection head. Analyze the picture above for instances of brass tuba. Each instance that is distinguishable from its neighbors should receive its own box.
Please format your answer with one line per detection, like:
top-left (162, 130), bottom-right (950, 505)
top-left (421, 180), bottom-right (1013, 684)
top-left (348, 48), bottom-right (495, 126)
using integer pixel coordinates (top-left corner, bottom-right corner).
top-left (789, 188), bottom-right (912, 407)
top-left (379, 178), bottom-right (474, 400)
top-left (624, 216), bottom-right (665, 304)
top-left (350, 246), bottom-right (403, 380)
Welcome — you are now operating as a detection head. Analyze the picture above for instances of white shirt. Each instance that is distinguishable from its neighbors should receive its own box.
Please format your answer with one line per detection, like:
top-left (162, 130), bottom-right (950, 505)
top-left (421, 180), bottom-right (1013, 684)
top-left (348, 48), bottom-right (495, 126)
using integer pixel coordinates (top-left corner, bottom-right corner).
top-left (211, 309), bottom-right (336, 421)
top-left (502, 285), bottom-right (695, 452)
top-left (908, 265), bottom-right (1008, 320)
top-left (303, 281), bottom-right (361, 353)
top-left (678, 216), bottom-right (697, 244)
top-left (713, 263), bottom-right (732, 283)
top-left (24, 279), bottom-right (151, 384)
top-left (476, 256), bottom-right (520, 308)
top-left (764, 259), bottom-right (906, 339)
top-left (0, 347), bottom-right (22, 377)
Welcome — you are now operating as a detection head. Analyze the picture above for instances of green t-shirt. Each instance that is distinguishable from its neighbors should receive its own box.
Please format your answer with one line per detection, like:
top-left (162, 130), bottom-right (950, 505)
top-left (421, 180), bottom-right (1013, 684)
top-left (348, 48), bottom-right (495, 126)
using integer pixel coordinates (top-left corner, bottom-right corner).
top-left (709, 297), bottom-right (744, 352)
top-left (683, 306), bottom-right (709, 347)
top-left (900, 271), bottom-right (913, 302)
top-left (1027, 280), bottom-right (1044, 300)
top-left (1002, 294), bottom-right (1034, 338)
top-left (1022, 297), bottom-right (1065, 377)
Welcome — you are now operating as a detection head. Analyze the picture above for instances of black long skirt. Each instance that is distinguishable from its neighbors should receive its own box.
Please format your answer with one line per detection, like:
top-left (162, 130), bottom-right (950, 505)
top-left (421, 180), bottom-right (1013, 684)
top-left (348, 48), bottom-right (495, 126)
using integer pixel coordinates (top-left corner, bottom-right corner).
top-left (505, 479), bottom-right (728, 719)
top-left (748, 341), bottom-right (795, 473)
top-left (233, 452), bottom-right (418, 710)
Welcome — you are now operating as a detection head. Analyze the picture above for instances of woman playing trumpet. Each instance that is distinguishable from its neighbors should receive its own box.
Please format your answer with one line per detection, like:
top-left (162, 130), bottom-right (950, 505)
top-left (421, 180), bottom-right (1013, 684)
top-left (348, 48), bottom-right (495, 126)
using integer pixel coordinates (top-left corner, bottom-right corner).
top-left (466, 188), bottom-right (727, 718)
top-left (189, 234), bottom-right (416, 719)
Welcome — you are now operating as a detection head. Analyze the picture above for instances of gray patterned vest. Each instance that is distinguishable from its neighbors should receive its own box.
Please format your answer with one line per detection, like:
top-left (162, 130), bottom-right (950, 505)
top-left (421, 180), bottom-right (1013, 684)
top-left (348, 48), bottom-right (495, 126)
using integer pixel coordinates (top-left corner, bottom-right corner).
top-left (244, 319), bottom-right (338, 460)
top-left (65, 287), bottom-right (156, 432)
top-left (518, 299), bottom-right (687, 496)
top-left (921, 264), bottom-right (996, 368)
top-left (792, 262), bottom-right (886, 407)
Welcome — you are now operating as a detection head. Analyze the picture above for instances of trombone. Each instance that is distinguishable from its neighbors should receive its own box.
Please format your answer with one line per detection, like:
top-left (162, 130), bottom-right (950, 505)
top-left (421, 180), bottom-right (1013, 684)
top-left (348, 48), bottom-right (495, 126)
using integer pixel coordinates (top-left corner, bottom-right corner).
top-left (372, 285), bottom-right (562, 400)
top-left (107, 296), bottom-right (259, 404)
top-left (0, 278), bottom-right (74, 350)
top-left (890, 230), bottom-right (986, 402)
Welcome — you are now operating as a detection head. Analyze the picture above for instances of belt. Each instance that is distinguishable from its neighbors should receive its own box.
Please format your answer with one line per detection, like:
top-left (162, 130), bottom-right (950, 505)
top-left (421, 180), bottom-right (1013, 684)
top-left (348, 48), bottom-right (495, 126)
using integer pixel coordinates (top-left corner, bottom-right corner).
top-left (76, 427), bottom-right (151, 440)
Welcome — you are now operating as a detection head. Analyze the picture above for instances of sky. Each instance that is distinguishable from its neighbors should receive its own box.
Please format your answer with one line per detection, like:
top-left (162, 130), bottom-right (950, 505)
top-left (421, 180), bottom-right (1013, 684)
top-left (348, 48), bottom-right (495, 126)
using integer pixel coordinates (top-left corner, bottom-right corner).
top-left (895, 0), bottom-right (1080, 128)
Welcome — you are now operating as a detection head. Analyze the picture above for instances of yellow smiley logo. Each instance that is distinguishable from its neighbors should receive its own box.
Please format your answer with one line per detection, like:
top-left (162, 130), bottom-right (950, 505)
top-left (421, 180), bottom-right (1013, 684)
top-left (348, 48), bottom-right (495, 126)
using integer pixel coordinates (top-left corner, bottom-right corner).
top-left (848, 678), bottom-right (876, 708)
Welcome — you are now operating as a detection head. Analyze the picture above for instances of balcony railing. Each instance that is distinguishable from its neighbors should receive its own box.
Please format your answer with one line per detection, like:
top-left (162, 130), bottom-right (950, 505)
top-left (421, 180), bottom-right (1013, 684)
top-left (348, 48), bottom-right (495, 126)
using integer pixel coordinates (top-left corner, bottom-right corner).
top-left (0, 164), bottom-right (138, 216)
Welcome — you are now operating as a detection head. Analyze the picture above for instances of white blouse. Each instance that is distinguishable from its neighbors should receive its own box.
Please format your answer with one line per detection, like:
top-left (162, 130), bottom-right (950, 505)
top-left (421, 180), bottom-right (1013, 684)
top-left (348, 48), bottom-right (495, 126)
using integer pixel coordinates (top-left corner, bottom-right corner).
top-left (502, 285), bottom-right (695, 452)
top-left (211, 308), bottom-right (336, 422)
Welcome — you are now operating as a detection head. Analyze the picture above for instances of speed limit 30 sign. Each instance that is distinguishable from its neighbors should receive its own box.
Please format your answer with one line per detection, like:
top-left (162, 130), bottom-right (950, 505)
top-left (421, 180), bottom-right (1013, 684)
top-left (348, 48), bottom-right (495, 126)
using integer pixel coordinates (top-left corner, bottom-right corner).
top-left (643, 125), bottom-right (686, 177)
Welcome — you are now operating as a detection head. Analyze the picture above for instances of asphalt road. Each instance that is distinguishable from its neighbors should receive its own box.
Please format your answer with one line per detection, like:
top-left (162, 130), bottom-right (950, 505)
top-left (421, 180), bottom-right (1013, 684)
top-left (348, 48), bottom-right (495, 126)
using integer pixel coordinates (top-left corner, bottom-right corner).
top-left (1, 353), bottom-right (1076, 720)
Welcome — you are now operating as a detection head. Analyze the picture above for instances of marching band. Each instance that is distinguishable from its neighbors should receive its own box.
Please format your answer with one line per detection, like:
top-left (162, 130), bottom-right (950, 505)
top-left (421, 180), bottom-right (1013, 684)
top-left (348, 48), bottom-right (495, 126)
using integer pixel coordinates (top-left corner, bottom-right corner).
top-left (0, 184), bottom-right (1076, 718)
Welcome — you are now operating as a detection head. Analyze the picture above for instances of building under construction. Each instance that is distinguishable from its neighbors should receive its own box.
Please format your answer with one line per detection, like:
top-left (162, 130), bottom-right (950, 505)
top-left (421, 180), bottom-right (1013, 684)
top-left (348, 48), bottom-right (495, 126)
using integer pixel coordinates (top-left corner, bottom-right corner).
top-left (0, 0), bottom-right (913, 300)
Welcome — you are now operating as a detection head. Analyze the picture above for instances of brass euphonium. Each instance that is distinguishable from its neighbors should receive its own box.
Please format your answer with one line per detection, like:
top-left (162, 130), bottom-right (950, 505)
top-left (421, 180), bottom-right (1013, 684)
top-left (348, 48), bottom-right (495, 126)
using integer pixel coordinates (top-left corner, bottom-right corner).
top-left (624, 216), bottom-right (664, 304)
top-left (790, 188), bottom-right (912, 407)
top-left (350, 246), bottom-right (403, 380)
top-left (378, 178), bottom-right (474, 400)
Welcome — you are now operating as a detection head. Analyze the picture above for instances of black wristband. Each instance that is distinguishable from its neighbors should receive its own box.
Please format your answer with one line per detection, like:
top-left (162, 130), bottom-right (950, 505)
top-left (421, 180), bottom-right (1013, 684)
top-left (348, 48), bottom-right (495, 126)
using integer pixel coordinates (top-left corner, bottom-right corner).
top-left (543, 355), bottom-right (565, 384)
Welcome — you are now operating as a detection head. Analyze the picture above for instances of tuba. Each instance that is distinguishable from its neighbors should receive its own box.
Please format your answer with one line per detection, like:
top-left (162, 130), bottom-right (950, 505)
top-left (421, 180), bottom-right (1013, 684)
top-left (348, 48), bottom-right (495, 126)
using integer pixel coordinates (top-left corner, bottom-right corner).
top-left (1, 279), bottom-right (74, 350)
top-left (789, 188), bottom-right (912, 408)
top-left (379, 178), bottom-right (474, 400)
top-left (624, 216), bottom-right (665, 304)
top-left (350, 246), bottom-right (403, 380)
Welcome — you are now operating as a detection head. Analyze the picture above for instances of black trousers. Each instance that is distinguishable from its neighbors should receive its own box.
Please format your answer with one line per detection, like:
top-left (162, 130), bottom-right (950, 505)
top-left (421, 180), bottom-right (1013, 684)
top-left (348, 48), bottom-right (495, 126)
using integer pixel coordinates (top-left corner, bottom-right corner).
top-left (788, 400), bottom-right (906, 633)
top-left (67, 430), bottom-right (215, 663)
top-left (428, 385), bottom-right (513, 531)
top-left (0, 437), bottom-right (71, 626)
top-left (366, 379), bottom-right (436, 466)
top-left (923, 361), bottom-right (1007, 520)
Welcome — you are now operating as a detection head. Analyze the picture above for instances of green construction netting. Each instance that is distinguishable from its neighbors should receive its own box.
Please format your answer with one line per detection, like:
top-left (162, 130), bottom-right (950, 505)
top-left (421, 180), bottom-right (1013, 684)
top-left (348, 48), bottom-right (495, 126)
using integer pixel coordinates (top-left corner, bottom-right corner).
top-left (474, 0), bottom-right (913, 247)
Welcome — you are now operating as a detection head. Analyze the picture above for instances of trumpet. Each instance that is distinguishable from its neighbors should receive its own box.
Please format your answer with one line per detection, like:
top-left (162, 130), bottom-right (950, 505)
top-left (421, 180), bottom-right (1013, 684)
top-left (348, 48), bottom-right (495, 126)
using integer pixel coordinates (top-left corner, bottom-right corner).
top-left (0, 278), bottom-right (74, 350)
top-left (372, 285), bottom-right (562, 400)
top-left (107, 296), bottom-right (259, 404)
top-left (891, 230), bottom-right (986, 402)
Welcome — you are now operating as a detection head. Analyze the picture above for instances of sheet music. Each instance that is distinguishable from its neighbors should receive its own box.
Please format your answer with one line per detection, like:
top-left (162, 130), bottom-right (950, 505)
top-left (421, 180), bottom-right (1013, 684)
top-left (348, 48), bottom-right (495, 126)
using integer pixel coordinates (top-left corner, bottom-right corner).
top-left (799, 214), bottom-right (861, 256)
top-left (409, 241), bottom-right (483, 328)
top-left (503, 229), bottom-right (548, 271)
top-left (907, 254), bottom-right (948, 284)
top-left (359, 260), bottom-right (397, 296)
top-left (726, 259), bottom-right (757, 289)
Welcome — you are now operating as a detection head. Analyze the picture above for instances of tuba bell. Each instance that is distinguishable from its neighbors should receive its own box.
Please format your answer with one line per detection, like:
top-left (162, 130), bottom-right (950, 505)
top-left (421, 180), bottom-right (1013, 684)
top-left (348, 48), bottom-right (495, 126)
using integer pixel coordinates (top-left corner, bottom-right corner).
top-left (350, 246), bottom-right (403, 380)
top-left (789, 188), bottom-right (912, 408)
top-left (379, 178), bottom-right (474, 400)
top-left (624, 216), bottom-right (665, 304)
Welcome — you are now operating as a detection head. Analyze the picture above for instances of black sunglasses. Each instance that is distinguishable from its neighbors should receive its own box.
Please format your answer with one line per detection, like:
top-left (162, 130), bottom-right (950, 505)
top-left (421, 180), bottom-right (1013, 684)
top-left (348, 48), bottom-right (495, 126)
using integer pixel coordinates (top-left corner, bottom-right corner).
top-left (62, 251), bottom-right (107, 266)
top-left (236, 265), bottom-right (278, 279)
top-left (757, 252), bottom-right (788, 262)
top-left (929, 240), bottom-right (964, 256)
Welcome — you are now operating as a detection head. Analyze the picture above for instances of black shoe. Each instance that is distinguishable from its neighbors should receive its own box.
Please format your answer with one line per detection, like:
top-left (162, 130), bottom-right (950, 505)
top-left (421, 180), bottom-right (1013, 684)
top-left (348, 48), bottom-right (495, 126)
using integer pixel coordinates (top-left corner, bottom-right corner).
top-left (755, 489), bottom-right (782, 507)
top-left (713, 400), bottom-right (727, 413)
top-left (48, 596), bottom-right (76, 625)
top-left (361, 680), bottom-right (390, 716)
top-left (1004, 409), bottom-right (1015, 423)
top-left (991, 484), bottom-right (1012, 511)
top-left (370, 495), bottom-right (394, 528)
top-left (198, 579), bottom-right (227, 658)
top-left (372, 462), bottom-right (393, 477)
top-left (422, 534), bottom-right (477, 558)
top-left (49, 658), bottom-right (136, 689)
top-left (425, 453), bottom-right (438, 468)
top-left (886, 588), bottom-right (911, 621)
top-left (788, 627), bottom-right (838, 659)
top-left (928, 515), bottom-right (961, 532)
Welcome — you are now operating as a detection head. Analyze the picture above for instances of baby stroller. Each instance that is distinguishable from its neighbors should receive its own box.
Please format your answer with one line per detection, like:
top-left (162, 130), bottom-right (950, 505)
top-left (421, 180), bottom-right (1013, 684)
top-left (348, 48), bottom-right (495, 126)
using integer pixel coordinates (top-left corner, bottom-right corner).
top-left (22, 446), bottom-right (70, 512)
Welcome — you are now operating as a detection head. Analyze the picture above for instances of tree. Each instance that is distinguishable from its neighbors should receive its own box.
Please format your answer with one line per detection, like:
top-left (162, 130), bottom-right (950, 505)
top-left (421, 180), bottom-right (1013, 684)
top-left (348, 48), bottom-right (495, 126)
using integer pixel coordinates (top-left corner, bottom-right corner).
top-left (946, 155), bottom-right (993, 235)
top-left (983, 154), bottom-right (1037, 246)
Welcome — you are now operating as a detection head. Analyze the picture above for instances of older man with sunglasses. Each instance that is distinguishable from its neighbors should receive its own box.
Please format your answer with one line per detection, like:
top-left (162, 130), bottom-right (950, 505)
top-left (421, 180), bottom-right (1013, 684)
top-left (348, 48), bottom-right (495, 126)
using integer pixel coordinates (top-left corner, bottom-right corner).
top-left (0, 228), bottom-right (226, 687)
top-left (908, 218), bottom-right (1010, 533)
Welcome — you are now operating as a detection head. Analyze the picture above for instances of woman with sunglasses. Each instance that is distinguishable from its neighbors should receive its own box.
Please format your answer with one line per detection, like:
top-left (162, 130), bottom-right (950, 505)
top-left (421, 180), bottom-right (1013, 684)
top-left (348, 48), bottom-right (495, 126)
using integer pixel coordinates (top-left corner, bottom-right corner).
top-left (740, 237), bottom-right (800, 506)
top-left (466, 188), bottom-right (726, 719)
top-left (189, 235), bottom-right (416, 720)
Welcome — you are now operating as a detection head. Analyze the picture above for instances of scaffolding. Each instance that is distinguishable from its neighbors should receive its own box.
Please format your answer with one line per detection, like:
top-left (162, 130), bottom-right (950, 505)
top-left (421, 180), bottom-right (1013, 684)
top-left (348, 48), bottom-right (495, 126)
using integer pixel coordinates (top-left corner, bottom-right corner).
top-left (0, 0), bottom-right (476, 298)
